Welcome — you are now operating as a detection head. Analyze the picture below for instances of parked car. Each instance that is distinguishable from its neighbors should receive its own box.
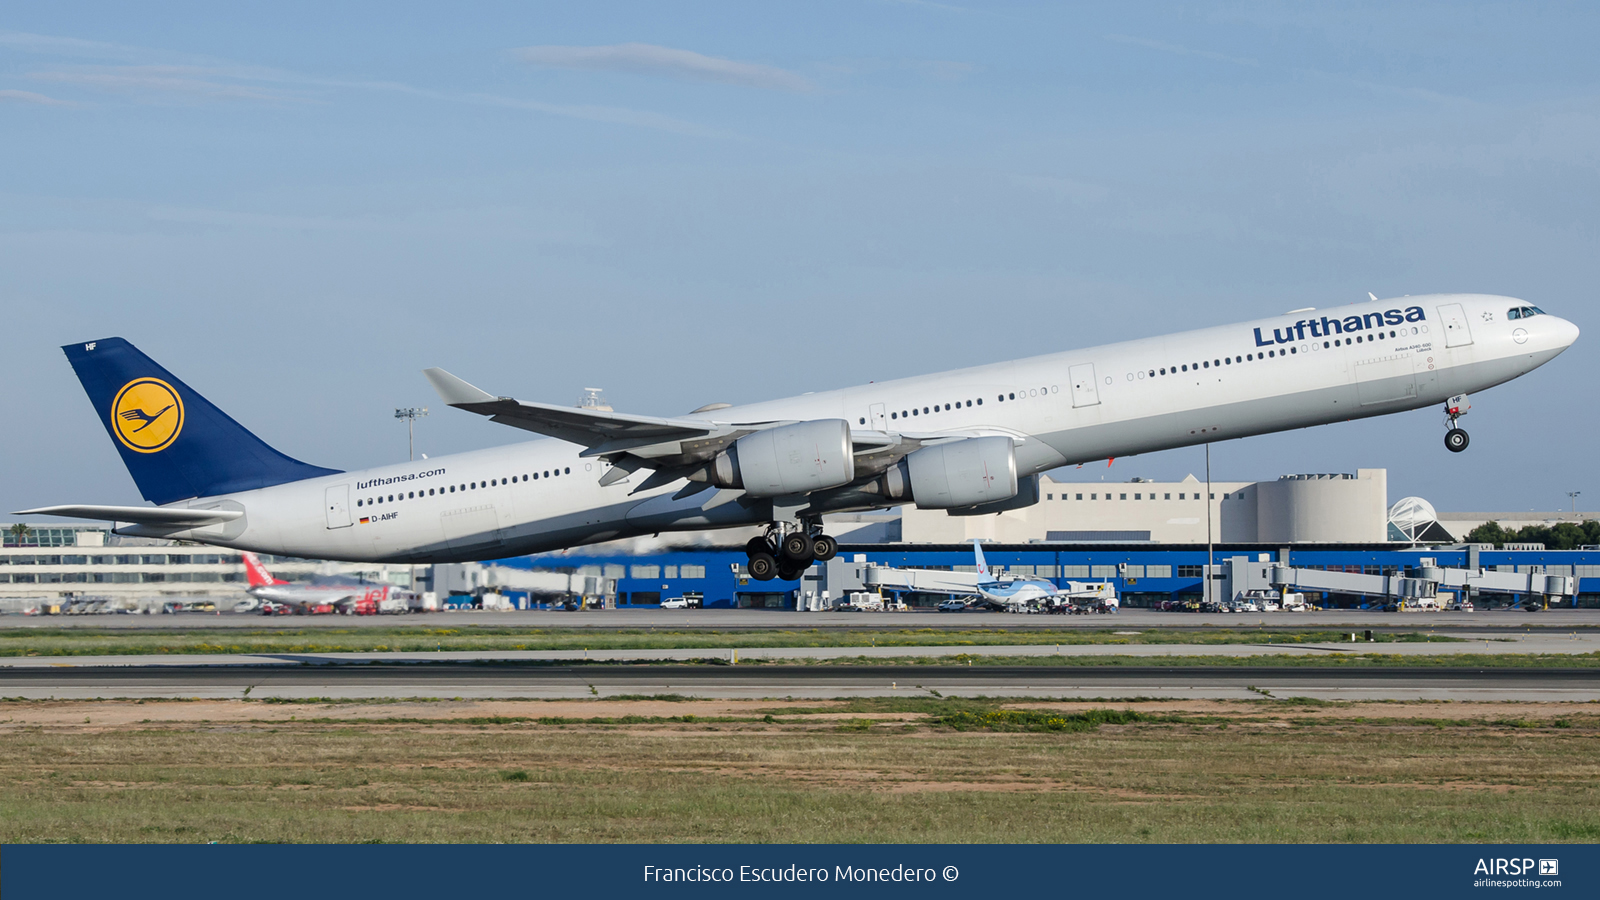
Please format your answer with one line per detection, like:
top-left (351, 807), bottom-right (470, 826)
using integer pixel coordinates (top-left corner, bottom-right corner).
top-left (937, 599), bottom-right (968, 612)
top-left (660, 596), bottom-right (690, 609)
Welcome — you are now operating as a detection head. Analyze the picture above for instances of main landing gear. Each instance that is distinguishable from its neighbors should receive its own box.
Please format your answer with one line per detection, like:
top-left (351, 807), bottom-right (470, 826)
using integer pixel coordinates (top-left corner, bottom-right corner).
top-left (745, 525), bottom-right (838, 582)
top-left (1442, 393), bottom-right (1472, 454)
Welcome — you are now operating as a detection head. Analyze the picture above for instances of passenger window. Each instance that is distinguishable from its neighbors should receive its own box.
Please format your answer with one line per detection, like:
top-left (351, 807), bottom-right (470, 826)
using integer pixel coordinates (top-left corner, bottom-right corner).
top-left (975, 398), bottom-right (982, 405)
top-left (859, 417), bottom-right (865, 424)
top-left (944, 403), bottom-right (951, 410)
top-left (891, 412), bottom-right (897, 419)
top-left (565, 467), bottom-right (570, 474)
top-left (1203, 361), bottom-right (1209, 368)
top-left (1008, 393), bottom-right (1015, 400)
top-left (356, 500), bottom-right (362, 507)
top-left (912, 409), bottom-right (918, 416)
top-left (544, 471), bottom-right (550, 478)
top-left (1223, 358), bottom-right (1230, 365)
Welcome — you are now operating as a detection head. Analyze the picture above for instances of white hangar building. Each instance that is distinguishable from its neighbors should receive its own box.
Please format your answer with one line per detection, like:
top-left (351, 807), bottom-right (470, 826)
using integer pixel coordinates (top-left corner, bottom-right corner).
top-left (900, 469), bottom-right (1391, 544)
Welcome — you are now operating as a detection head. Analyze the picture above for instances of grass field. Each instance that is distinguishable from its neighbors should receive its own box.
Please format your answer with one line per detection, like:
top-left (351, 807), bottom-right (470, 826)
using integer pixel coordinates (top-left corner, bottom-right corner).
top-left (0, 626), bottom-right (1469, 657)
top-left (2, 696), bottom-right (1596, 843)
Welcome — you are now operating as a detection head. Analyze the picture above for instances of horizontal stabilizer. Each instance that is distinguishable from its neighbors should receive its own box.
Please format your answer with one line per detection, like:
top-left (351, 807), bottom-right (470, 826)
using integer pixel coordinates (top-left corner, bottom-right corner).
top-left (13, 505), bottom-right (244, 527)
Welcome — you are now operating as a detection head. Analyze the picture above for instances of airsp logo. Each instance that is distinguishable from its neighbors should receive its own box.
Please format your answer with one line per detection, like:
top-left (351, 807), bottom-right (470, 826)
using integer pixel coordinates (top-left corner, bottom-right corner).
top-left (111, 377), bottom-right (185, 453)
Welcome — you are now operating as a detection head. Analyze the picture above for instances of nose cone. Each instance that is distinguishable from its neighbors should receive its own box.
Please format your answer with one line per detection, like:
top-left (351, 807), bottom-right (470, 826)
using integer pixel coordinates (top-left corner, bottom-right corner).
top-left (1556, 316), bottom-right (1581, 348)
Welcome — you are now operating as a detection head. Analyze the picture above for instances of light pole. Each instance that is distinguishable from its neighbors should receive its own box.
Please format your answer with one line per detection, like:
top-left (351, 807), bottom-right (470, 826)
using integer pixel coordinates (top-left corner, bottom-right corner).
top-left (1569, 491), bottom-right (1582, 514)
top-left (395, 407), bottom-right (428, 461)
top-left (1205, 443), bottom-right (1214, 608)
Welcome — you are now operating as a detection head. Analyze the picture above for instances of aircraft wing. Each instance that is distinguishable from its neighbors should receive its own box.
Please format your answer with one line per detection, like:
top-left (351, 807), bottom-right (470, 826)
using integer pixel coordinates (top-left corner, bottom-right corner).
top-left (424, 368), bottom-right (994, 496)
top-left (424, 367), bottom-right (736, 455)
top-left (12, 505), bottom-right (244, 526)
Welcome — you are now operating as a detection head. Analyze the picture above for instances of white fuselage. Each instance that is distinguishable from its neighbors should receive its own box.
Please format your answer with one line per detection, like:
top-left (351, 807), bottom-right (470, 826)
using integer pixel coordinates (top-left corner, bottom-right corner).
top-left (246, 582), bottom-right (393, 606)
top-left (139, 294), bottom-right (1577, 563)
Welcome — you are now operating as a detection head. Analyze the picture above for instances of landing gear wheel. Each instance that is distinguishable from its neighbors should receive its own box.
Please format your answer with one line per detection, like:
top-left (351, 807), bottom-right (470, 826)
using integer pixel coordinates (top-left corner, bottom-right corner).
top-left (777, 562), bottom-right (805, 582)
top-left (747, 552), bottom-right (777, 581)
top-left (1444, 428), bottom-right (1469, 453)
top-left (746, 536), bottom-right (774, 556)
top-left (780, 531), bottom-right (814, 563)
top-left (812, 534), bottom-right (838, 561)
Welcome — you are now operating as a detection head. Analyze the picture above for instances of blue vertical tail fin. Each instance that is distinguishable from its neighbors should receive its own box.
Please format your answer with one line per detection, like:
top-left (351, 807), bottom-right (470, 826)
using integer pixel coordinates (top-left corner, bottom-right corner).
top-left (63, 338), bottom-right (341, 505)
top-left (973, 540), bottom-right (995, 583)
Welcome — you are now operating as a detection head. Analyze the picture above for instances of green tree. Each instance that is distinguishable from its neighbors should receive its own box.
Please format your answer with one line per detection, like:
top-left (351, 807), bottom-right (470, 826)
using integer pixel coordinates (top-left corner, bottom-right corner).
top-left (5, 523), bottom-right (32, 546)
top-left (1463, 519), bottom-right (1600, 549)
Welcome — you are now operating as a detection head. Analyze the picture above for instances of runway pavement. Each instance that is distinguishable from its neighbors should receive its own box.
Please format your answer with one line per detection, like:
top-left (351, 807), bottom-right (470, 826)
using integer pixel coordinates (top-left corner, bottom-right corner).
top-left (2, 660), bottom-right (1596, 702)
top-left (1, 627), bottom-right (1596, 670)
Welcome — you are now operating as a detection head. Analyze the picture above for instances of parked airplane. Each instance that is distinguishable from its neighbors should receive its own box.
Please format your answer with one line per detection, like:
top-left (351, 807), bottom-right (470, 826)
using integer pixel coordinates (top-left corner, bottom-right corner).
top-left (20, 294), bottom-right (1577, 582)
top-left (870, 541), bottom-right (1114, 610)
top-left (970, 542), bottom-right (1061, 608)
top-left (242, 551), bottom-right (399, 611)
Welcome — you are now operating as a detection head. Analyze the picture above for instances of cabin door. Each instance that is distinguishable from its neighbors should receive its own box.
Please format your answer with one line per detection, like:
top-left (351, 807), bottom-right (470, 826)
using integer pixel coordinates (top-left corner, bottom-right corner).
top-left (1068, 363), bottom-right (1101, 408)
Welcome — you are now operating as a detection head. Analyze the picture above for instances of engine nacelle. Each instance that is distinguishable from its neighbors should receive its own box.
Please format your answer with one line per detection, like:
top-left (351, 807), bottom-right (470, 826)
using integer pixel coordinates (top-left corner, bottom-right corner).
top-left (949, 473), bottom-right (1040, 516)
top-left (706, 419), bottom-right (855, 498)
top-left (902, 435), bottom-right (1019, 509)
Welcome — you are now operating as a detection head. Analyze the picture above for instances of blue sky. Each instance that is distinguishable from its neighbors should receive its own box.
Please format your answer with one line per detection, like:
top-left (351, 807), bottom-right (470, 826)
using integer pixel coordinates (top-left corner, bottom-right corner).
top-left (3, 2), bottom-right (1597, 517)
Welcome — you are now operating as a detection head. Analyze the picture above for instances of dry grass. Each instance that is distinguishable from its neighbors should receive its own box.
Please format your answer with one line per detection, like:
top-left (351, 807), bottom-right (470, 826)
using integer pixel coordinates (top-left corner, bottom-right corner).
top-left (0, 697), bottom-right (1596, 844)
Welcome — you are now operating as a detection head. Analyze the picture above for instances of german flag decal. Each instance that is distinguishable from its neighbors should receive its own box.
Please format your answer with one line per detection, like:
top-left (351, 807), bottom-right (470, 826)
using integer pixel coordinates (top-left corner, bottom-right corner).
top-left (359, 517), bottom-right (370, 524)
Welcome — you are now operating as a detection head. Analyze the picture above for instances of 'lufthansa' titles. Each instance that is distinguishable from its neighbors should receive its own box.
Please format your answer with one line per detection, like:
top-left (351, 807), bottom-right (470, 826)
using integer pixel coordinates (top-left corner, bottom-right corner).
top-left (1253, 306), bottom-right (1425, 347)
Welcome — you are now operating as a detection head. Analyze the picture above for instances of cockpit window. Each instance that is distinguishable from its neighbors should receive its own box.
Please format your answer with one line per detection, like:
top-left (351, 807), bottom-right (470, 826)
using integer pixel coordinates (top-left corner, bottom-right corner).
top-left (1507, 308), bottom-right (1520, 320)
top-left (1509, 306), bottom-right (1545, 320)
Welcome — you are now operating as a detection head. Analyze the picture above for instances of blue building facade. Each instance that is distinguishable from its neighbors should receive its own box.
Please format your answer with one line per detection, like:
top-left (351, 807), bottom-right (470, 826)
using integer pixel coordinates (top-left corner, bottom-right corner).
top-left (507, 543), bottom-right (1600, 609)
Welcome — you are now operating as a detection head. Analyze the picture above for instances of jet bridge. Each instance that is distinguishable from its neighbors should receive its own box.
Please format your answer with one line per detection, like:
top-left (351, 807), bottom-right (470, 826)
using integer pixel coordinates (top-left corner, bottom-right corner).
top-left (1224, 556), bottom-right (1577, 609)
top-left (861, 565), bottom-right (985, 594)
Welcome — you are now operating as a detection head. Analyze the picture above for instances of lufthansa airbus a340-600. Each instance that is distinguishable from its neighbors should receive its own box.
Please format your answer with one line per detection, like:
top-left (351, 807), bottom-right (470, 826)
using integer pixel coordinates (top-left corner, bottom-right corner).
top-left (20, 294), bottom-right (1577, 581)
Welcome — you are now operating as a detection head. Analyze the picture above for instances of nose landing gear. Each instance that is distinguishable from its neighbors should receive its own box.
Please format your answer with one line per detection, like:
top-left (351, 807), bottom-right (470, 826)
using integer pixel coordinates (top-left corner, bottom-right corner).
top-left (744, 523), bottom-right (839, 582)
top-left (1443, 393), bottom-right (1471, 453)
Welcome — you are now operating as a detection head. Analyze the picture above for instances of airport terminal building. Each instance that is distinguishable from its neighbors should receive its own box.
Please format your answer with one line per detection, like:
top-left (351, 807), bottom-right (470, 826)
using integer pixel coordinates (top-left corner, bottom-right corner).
top-left (6, 466), bottom-right (1598, 612)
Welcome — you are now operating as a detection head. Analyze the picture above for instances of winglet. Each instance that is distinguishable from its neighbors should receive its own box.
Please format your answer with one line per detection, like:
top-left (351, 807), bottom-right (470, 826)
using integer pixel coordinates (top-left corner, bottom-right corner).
top-left (423, 368), bottom-right (497, 406)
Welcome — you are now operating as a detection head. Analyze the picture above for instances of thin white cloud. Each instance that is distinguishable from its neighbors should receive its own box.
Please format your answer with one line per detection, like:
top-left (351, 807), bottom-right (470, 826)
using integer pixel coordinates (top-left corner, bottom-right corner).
top-left (1106, 33), bottom-right (1472, 105)
top-left (7, 31), bottom-right (734, 136)
top-left (517, 43), bottom-right (813, 92)
top-left (0, 88), bottom-right (72, 106)
top-left (30, 66), bottom-right (313, 103)
top-left (1105, 34), bottom-right (1261, 68)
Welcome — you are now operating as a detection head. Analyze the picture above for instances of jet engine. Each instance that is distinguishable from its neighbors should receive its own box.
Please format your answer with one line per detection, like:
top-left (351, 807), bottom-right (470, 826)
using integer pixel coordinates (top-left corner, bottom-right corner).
top-left (701, 419), bottom-right (855, 497)
top-left (876, 435), bottom-right (1019, 509)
